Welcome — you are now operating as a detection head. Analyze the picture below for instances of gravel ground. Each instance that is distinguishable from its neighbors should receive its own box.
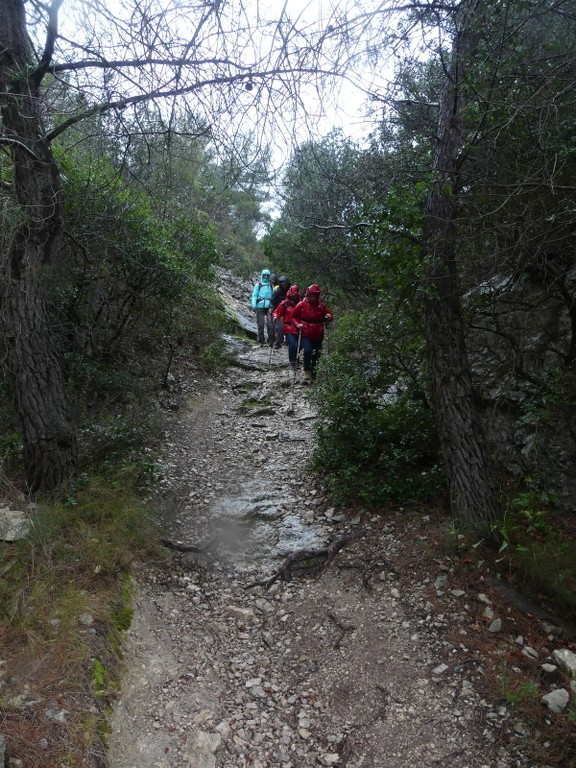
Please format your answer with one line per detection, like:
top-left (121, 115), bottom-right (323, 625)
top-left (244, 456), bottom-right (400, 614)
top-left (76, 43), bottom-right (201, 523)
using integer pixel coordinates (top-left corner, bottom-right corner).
top-left (106, 332), bottom-right (540, 768)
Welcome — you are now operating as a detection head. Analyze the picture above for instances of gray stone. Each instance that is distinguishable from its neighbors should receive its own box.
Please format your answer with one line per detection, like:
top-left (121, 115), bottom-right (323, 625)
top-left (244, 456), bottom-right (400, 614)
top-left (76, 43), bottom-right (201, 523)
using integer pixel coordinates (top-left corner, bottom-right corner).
top-left (185, 730), bottom-right (222, 768)
top-left (551, 649), bottom-right (576, 677)
top-left (223, 606), bottom-right (259, 625)
top-left (478, 593), bottom-right (492, 605)
top-left (541, 688), bottom-right (569, 713)
top-left (514, 721), bottom-right (530, 737)
top-left (488, 619), bottom-right (502, 633)
top-left (319, 754), bottom-right (340, 766)
top-left (0, 508), bottom-right (30, 541)
top-left (434, 574), bottom-right (448, 590)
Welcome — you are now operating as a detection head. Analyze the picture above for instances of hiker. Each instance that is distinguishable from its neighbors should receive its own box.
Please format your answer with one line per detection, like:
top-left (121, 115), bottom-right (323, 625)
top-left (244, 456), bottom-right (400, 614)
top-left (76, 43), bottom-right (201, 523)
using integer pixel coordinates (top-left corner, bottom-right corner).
top-left (270, 275), bottom-right (292, 349)
top-left (251, 269), bottom-right (274, 346)
top-left (292, 284), bottom-right (333, 382)
top-left (273, 284), bottom-right (302, 368)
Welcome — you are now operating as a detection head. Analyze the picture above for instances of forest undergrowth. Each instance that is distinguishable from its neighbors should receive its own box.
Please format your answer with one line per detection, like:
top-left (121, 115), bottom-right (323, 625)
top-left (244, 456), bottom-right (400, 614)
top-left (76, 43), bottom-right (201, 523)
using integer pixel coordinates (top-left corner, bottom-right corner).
top-left (1, 354), bottom-right (576, 766)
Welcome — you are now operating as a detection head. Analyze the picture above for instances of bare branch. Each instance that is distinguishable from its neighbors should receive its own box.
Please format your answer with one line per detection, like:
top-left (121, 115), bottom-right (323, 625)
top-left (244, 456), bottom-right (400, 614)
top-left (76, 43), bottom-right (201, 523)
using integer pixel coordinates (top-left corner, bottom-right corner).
top-left (0, 136), bottom-right (43, 161)
top-left (31, 0), bottom-right (65, 88)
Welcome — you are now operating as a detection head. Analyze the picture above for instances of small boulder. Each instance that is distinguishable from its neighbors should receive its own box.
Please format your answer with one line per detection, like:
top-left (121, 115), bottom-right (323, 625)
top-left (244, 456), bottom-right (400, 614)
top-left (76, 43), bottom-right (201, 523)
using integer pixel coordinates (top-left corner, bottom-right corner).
top-left (551, 649), bottom-right (576, 677)
top-left (0, 507), bottom-right (30, 541)
top-left (541, 688), bottom-right (569, 713)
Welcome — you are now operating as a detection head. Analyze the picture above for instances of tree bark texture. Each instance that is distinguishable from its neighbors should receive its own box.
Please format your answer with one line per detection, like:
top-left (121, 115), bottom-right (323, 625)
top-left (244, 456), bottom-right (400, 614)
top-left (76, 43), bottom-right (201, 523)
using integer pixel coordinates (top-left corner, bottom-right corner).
top-left (1, 0), bottom-right (77, 492)
top-left (422, 1), bottom-right (501, 536)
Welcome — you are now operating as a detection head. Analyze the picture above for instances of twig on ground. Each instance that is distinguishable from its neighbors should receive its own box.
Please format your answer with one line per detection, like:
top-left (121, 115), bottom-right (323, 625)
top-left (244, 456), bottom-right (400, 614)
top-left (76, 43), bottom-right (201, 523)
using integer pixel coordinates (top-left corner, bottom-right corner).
top-left (327, 610), bottom-right (357, 648)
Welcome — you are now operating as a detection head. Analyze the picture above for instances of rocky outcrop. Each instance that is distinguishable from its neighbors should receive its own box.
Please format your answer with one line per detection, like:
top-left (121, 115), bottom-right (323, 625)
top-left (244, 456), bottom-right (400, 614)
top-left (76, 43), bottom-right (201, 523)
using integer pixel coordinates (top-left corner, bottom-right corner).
top-left (466, 272), bottom-right (576, 510)
top-left (216, 268), bottom-right (258, 340)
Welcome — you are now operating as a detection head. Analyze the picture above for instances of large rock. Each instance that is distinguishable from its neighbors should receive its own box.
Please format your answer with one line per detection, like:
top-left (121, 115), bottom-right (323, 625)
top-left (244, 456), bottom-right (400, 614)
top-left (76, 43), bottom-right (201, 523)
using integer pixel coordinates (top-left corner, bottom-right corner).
top-left (216, 268), bottom-right (258, 340)
top-left (467, 272), bottom-right (576, 509)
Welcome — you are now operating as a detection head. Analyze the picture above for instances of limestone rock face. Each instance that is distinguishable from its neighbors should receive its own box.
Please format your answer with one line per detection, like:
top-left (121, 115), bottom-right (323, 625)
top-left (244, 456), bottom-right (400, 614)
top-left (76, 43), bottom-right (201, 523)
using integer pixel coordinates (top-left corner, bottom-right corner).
top-left (466, 272), bottom-right (576, 509)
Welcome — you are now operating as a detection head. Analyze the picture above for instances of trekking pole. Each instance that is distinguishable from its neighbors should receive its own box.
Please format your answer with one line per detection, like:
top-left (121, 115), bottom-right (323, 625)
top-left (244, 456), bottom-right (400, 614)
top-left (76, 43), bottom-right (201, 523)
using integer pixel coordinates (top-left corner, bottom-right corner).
top-left (268, 317), bottom-right (275, 369)
top-left (287, 329), bottom-right (302, 415)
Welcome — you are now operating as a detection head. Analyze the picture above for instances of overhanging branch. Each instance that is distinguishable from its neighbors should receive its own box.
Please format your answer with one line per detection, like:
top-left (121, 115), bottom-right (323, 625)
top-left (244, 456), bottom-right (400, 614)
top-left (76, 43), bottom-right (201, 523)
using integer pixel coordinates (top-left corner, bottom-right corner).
top-left (43, 66), bottom-right (357, 144)
top-left (31, 0), bottom-right (66, 88)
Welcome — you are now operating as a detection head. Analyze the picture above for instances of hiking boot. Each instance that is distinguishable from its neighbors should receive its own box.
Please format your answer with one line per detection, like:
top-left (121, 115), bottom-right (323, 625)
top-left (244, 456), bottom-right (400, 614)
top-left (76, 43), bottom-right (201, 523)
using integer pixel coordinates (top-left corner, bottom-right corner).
top-left (273, 343), bottom-right (282, 349)
top-left (303, 370), bottom-right (312, 383)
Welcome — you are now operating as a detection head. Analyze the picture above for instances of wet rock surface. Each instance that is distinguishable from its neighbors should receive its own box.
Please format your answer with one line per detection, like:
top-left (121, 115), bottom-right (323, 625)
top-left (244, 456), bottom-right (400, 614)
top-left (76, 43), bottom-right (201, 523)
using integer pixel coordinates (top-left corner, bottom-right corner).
top-left (107, 338), bottom-right (538, 768)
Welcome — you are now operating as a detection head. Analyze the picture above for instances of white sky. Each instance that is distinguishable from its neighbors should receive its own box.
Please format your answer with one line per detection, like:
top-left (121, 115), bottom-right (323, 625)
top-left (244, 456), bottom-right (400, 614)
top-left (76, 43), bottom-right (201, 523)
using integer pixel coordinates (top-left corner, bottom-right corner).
top-left (281, 0), bottom-right (388, 143)
top-left (239, 0), bottom-right (384, 193)
top-left (51, 0), bottom-right (396, 179)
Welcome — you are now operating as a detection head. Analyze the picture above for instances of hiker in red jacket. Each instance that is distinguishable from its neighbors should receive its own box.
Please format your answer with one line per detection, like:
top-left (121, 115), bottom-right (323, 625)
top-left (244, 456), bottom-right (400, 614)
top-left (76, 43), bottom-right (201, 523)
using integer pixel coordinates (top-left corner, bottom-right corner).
top-left (291, 284), bottom-right (333, 382)
top-left (273, 284), bottom-right (302, 369)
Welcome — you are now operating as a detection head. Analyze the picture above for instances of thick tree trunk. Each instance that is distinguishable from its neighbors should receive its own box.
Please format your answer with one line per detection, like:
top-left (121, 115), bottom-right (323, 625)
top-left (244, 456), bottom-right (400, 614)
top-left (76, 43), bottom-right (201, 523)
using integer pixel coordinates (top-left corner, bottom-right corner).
top-left (1, 0), bottom-right (77, 492)
top-left (4, 282), bottom-right (77, 492)
top-left (422, 2), bottom-right (501, 537)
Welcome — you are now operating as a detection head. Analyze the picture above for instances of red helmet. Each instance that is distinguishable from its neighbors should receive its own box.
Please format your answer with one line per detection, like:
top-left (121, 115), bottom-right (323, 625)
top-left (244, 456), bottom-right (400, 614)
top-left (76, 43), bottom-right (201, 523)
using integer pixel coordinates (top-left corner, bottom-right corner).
top-left (306, 284), bottom-right (321, 295)
top-left (287, 284), bottom-right (300, 297)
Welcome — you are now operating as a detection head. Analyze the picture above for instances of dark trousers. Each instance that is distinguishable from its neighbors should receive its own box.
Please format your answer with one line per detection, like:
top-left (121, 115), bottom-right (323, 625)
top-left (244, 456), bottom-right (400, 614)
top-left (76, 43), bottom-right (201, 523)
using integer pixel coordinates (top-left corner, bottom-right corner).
top-left (273, 319), bottom-right (284, 348)
top-left (256, 309), bottom-right (273, 344)
top-left (286, 333), bottom-right (300, 364)
top-left (300, 337), bottom-right (322, 374)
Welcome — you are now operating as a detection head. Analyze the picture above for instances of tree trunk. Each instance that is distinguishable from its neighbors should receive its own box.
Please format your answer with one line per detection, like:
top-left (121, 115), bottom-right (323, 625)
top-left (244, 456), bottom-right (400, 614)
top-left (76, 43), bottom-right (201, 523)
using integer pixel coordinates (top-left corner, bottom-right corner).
top-left (422, 1), bottom-right (501, 537)
top-left (1, 0), bottom-right (77, 492)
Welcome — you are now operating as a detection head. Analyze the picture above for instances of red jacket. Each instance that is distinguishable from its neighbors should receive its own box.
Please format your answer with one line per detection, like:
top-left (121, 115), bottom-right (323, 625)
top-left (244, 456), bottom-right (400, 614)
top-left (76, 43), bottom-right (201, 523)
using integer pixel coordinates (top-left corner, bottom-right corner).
top-left (291, 298), bottom-right (332, 341)
top-left (273, 297), bottom-right (301, 335)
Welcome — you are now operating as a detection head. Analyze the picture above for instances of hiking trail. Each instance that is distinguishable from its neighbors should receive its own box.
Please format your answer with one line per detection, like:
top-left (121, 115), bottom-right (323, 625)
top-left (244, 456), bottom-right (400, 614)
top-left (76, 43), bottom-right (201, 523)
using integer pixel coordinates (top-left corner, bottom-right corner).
top-left (107, 279), bottom-right (534, 768)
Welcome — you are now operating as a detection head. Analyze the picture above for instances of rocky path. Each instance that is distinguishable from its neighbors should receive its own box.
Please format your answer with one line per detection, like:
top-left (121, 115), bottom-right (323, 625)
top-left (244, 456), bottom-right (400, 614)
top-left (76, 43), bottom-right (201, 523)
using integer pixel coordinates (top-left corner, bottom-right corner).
top-left (107, 336), bottom-right (534, 768)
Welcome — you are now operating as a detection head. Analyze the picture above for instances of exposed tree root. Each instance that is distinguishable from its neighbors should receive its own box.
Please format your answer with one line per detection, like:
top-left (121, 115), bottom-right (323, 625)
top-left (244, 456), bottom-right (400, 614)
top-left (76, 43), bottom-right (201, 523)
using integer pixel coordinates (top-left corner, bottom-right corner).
top-left (160, 538), bottom-right (214, 554)
top-left (245, 530), bottom-right (365, 591)
top-left (361, 556), bottom-right (400, 592)
top-left (335, 554), bottom-right (400, 592)
top-left (327, 610), bottom-right (357, 648)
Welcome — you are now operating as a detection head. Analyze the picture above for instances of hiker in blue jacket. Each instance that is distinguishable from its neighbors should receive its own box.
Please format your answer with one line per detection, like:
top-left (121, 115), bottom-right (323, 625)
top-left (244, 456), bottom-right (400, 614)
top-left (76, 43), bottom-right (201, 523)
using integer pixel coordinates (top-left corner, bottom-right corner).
top-left (251, 269), bottom-right (275, 346)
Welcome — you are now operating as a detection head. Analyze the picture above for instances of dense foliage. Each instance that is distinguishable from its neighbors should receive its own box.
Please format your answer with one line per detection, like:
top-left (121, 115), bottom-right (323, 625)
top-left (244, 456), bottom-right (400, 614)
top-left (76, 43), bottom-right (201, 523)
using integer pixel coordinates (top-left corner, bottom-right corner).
top-left (0, 114), bottom-right (268, 477)
top-left (56, 150), bottom-right (222, 375)
top-left (312, 308), bottom-right (444, 506)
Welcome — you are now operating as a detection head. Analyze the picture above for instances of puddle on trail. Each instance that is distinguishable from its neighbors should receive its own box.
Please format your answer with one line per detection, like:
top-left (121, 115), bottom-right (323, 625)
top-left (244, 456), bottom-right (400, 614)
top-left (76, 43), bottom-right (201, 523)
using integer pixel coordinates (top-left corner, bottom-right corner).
top-left (208, 478), bottom-right (328, 572)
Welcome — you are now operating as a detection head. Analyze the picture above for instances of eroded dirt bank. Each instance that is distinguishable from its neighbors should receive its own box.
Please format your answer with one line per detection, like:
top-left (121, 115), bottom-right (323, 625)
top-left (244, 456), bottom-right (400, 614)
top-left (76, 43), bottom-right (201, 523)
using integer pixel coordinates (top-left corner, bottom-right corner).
top-left (106, 336), bottom-right (542, 768)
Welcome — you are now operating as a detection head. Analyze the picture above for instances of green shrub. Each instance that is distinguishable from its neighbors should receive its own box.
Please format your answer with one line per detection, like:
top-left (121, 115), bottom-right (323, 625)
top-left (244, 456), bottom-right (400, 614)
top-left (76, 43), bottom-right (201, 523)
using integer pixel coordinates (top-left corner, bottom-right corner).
top-left (493, 484), bottom-right (576, 617)
top-left (53, 151), bottom-right (224, 395)
top-left (312, 308), bottom-right (445, 506)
